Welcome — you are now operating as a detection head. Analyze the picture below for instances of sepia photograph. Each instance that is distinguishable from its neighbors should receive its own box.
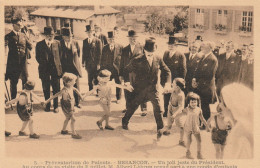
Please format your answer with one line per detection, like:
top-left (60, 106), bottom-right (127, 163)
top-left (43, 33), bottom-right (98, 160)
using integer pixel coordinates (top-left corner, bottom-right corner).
top-left (2, 2), bottom-right (256, 167)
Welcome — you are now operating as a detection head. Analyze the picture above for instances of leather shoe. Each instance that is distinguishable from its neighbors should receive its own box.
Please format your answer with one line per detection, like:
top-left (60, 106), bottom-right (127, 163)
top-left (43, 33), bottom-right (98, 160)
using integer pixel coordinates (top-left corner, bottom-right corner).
top-left (54, 108), bottom-right (59, 113)
top-left (122, 118), bottom-right (128, 130)
top-left (141, 111), bottom-right (147, 117)
top-left (96, 121), bottom-right (104, 130)
top-left (105, 125), bottom-right (114, 130)
top-left (75, 104), bottom-right (82, 108)
top-left (45, 108), bottom-right (51, 112)
top-left (5, 131), bottom-right (11, 137)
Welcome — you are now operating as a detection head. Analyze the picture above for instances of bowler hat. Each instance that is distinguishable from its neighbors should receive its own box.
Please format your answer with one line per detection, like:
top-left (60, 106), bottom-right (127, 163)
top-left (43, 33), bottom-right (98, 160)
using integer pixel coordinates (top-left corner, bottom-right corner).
top-left (144, 37), bottom-right (156, 52)
top-left (167, 36), bottom-right (177, 45)
top-left (61, 27), bottom-right (72, 36)
top-left (108, 31), bottom-right (114, 38)
top-left (127, 30), bottom-right (138, 37)
top-left (44, 26), bottom-right (54, 35)
top-left (85, 25), bottom-right (93, 32)
top-left (11, 17), bottom-right (23, 24)
top-left (196, 35), bottom-right (203, 41)
top-left (24, 80), bottom-right (35, 90)
top-left (64, 23), bottom-right (70, 27)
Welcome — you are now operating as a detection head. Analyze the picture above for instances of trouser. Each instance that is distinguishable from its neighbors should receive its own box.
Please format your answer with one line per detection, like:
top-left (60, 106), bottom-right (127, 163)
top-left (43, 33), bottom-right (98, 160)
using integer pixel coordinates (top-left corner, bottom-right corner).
top-left (124, 90), bottom-right (147, 111)
top-left (73, 76), bottom-right (80, 106)
top-left (110, 72), bottom-right (122, 100)
top-left (41, 75), bottom-right (60, 109)
top-left (163, 93), bottom-right (171, 116)
top-left (122, 86), bottom-right (164, 130)
top-left (10, 71), bottom-right (27, 99)
top-left (86, 67), bottom-right (98, 91)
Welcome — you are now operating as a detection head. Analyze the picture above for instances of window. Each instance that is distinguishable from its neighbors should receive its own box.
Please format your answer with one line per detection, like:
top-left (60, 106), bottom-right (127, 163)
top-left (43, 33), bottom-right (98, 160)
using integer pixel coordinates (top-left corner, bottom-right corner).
top-left (241, 11), bottom-right (253, 32)
top-left (195, 8), bottom-right (204, 27)
top-left (216, 10), bottom-right (227, 26)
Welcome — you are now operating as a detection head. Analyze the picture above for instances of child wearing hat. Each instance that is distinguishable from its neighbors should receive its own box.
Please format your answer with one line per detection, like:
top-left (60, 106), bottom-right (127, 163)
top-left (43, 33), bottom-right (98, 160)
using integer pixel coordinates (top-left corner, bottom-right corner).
top-left (43, 72), bottom-right (84, 139)
top-left (6, 80), bottom-right (42, 139)
top-left (84, 69), bottom-right (134, 130)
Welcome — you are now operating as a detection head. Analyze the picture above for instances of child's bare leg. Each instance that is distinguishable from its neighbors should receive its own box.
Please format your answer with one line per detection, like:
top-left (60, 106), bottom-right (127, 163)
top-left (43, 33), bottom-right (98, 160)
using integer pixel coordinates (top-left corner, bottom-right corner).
top-left (194, 133), bottom-right (202, 153)
top-left (70, 114), bottom-right (76, 135)
top-left (62, 116), bottom-right (71, 131)
top-left (166, 111), bottom-right (174, 130)
top-left (214, 144), bottom-right (221, 159)
top-left (186, 132), bottom-right (192, 151)
top-left (20, 121), bottom-right (29, 132)
top-left (28, 119), bottom-right (34, 135)
top-left (220, 145), bottom-right (225, 159)
top-left (180, 127), bottom-right (184, 141)
top-left (104, 105), bottom-right (111, 126)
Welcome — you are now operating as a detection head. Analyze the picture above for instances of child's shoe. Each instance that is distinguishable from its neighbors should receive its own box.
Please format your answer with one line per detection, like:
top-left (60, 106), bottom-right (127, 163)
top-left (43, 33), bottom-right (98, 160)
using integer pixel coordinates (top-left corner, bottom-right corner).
top-left (179, 140), bottom-right (186, 147)
top-left (197, 152), bottom-right (204, 159)
top-left (72, 134), bottom-right (82, 139)
top-left (19, 131), bottom-right (28, 136)
top-left (96, 121), bottom-right (104, 130)
top-left (186, 150), bottom-right (194, 159)
top-left (163, 130), bottom-right (171, 136)
top-left (61, 130), bottom-right (69, 135)
top-left (29, 133), bottom-right (40, 139)
top-left (157, 130), bottom-right (162, 141)
top-left (105, 125), bottom-right (114, 130)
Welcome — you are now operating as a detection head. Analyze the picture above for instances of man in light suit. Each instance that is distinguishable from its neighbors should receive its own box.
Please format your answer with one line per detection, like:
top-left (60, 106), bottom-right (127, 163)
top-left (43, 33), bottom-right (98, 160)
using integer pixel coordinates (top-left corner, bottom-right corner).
top-left (36, 26), bottom-right (63, 112)
top-left (216, 41), bottom-right (241, 96)
top-left (122, 38), bottom-right (171, 139)
top-left (193, 41), bottom-right (218, 122)
top-left (120, 30), bottom-right (147, 116)
top-left (100, 31), bottom-right (123, 103)
top-left (82, 25), bottom-right (102, 91)
top-left (161, 36), bottom-right (186, 117)
top-left (60, 27), bottom-right (82, 108)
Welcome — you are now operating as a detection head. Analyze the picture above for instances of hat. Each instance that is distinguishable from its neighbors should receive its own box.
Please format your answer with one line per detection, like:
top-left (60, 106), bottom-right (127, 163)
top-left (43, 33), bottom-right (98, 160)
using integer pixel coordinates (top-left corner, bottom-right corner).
top-left (98, 69), bottom-right (112, 78)
top-left (144, 37), bottom-right (156, 52)
top-left (64, 23), bottom-right (70, 28)
top-left (85, 25), bottom-right (93, 32)
top-left (24, 80), bottom-right (35, 90)
top-left (11, 17), bottom-right (23, 24)
top-left (168, 36), bottom-right (177, 45)
top-left (108, 31), bottom-right (114, 38)
top-left (61, 27), bottom-right (72, 36)
top-left (127, 30), bottom-right (138, 37)
top-left (44, 26), bottom-right (54, 35)
top-left (196, 35), bottom-right (203, 41)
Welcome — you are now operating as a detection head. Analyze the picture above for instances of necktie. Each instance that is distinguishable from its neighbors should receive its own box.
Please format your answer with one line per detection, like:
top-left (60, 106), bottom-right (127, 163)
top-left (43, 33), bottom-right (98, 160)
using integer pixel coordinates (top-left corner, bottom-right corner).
top-left (190, 54), bottom-right (194, 60)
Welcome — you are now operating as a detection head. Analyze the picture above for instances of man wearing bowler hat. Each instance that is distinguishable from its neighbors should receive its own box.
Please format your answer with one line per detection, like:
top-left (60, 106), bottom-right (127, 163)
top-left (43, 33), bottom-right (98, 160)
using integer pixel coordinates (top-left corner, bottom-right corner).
top-left (161, 36), bottom-right (186, 117)
top-left (36, 26), bottom-right (62, 113)
top-left (120, 30), bottom-right (147, 116)
top-left (5, 16), bottom-right (32, 99)
top-left (122, 37), bottom-right (171, 138)
top-left (100, 31), bottom-right (123, 104)
top-left (60, 27), bottom-right (82, 108)
top-left (82, 25), bottom-right (102, 91)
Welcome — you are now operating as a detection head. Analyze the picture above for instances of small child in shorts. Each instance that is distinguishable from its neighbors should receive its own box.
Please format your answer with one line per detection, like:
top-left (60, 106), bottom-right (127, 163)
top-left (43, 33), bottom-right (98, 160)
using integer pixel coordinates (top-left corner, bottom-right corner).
top-left (5, 80), bottom-right (42, 139)
top-left (84, 69), bottom-right (133, 130)
top-left (43, 73), bottom-right (84, 139)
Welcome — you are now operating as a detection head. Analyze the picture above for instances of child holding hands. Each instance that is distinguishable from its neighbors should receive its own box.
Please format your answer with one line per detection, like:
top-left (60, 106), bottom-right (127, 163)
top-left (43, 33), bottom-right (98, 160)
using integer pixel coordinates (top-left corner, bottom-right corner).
top-left (84, 69), bottom-right (133, 130)
top-left (43, 73), bottom-right (84, 139)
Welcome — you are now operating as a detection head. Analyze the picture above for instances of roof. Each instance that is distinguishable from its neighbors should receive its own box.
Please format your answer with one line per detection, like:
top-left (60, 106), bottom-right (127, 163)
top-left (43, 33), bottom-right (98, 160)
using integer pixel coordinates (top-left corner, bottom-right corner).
top-left (124, 14), bottom-right (150, 21)
top-left (30, 6), bottom-right (120, 20)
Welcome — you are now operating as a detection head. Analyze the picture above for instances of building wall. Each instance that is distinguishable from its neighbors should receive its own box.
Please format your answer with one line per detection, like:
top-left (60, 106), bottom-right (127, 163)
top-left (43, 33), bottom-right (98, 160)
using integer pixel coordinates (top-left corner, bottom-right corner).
top-left (34, 16), bottom-right (47, 33)
top-left (73, 19), bottom-right (87, 39)
top-left (189, 7), bottom-right (253, 47)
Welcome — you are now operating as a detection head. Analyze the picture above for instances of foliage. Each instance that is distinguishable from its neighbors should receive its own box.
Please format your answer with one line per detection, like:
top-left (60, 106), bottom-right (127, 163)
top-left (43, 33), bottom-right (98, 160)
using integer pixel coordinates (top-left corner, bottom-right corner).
top-left (215, 24), bottom-right (226, 31)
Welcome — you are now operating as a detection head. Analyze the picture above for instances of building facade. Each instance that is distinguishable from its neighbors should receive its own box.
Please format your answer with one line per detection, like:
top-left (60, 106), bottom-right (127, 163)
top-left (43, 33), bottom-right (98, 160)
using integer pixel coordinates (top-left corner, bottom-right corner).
top-left (189, 6), bottom-right (253, 46)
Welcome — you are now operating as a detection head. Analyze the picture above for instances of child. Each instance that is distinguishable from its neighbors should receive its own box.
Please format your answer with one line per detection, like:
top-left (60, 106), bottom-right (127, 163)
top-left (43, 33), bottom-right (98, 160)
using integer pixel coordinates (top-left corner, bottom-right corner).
top-left (84, 69), bottom-right (133, 130)
top-left (43, 73), bottom-right (84, 139)
top-left (163, 78), bottom-right (186, 147)
top-left (5, 80), bottom-right (42, 139)
top-left (208, 109), bottom-right (231, 159)
top-left (183, 92), bottom-right (210, 159)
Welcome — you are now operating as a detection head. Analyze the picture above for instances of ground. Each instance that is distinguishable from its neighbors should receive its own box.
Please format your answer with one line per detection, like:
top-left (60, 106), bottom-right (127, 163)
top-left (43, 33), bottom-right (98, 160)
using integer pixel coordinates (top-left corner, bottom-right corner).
top-left (5, 30), bottom-right (234, 159)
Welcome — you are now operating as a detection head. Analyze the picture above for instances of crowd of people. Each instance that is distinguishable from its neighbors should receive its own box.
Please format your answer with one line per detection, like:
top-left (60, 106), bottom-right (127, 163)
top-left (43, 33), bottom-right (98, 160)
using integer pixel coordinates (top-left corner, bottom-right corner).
top-left (4, 16), bottom-right (254, 159)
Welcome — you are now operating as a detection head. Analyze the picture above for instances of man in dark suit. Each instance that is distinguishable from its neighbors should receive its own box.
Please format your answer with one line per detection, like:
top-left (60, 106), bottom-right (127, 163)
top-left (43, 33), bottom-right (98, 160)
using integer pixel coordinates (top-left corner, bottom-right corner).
top-left (120, 30), bottom-right (147, 116)
top-left (161, 36), bottom-right (186, 117)
top-left (122, 38), bottom-right (171, 138)
top-left (94, 25), bottom-right (108, 49)
top-left (60, 27), bottom-right (82, 108)
top-left (82, 25), bottom-right (102, 91)
top-left (100, 31), bottom-right (123, 104)
top-left (216, 41), bottom-right (241, 96)
top-left (185, 41), bottom-right (201, 95)
top-left (36, 27), bottom-right (62, 113)
top-left (5, 17), bottom-right (32, 99)
top-left (193, 41), bottom-right (218, 122)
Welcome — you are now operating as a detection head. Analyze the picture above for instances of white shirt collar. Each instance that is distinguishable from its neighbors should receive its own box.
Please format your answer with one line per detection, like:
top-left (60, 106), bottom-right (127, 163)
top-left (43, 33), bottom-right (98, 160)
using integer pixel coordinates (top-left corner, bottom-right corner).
top-left (226, 52), bottom-right (232, 59)
top-left (13, 30), bottom-right (20, 36)
top-left (169, 50), bottom-right (176, 57)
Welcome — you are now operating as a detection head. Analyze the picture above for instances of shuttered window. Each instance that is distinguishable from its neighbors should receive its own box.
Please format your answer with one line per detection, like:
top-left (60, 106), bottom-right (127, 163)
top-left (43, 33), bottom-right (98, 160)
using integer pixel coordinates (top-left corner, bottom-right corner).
top-left (195, 9), bottom-right (204, 26)
top-left (241, 11), bottom-right (253, 32)
top-left (216, 10), bottom-right (228, 26)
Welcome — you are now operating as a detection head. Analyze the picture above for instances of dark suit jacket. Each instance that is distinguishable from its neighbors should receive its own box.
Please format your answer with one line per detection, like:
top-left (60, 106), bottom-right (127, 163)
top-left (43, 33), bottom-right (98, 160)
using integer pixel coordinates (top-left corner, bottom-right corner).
top-left (125, 54), bottom-right (171, 91)
top-left (36, 39), bottom-right (63, 79)
top-left (216, 52), bottom-right (241, 90)
top-left (119, 43), bottom-right (143, 80)
top-left (5, 31), bottom-right (32, 80)
top-left (60, 39), bottom-right (82, 77)
top-left (82, 37), bottom-right (102, 71)
top-left (161, 50), bottom-right (186, 86)
top-left (185, 52), bottom-right (201, 92)
top-left (101, 43), bottom-right (123, 74)
top-left (194, 52), bottom-right (218, 103)
top-left (95, 33), bottom-right (108, 49)
top-left (238, 59), bottom-right (254, 90)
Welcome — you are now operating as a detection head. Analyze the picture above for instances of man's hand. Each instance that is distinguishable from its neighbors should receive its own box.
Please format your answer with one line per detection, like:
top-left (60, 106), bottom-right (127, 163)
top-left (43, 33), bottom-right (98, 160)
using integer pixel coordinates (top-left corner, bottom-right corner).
top-left (124, 82), bottom-right (134, 92)
top-left (97, 65), bottom-right (100, 70)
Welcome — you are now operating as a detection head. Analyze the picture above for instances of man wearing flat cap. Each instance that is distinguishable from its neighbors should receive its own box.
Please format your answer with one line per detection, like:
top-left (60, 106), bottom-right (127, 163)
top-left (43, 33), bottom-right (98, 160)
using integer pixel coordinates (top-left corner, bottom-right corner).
top-left (5, 17), bottom-right (32, 99)
top-left (60, 27), bottom-right (82, 108)
top-left (161, 36), bottom-right (186, 117)
top-left (36, 26), bottom-right (62, 113)
top-left (100, 31), bottom-right (123, 104)
top-left (82, 25), bottom-right (102, 91)
top-left (122, 37), bottom-right (171, 138)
